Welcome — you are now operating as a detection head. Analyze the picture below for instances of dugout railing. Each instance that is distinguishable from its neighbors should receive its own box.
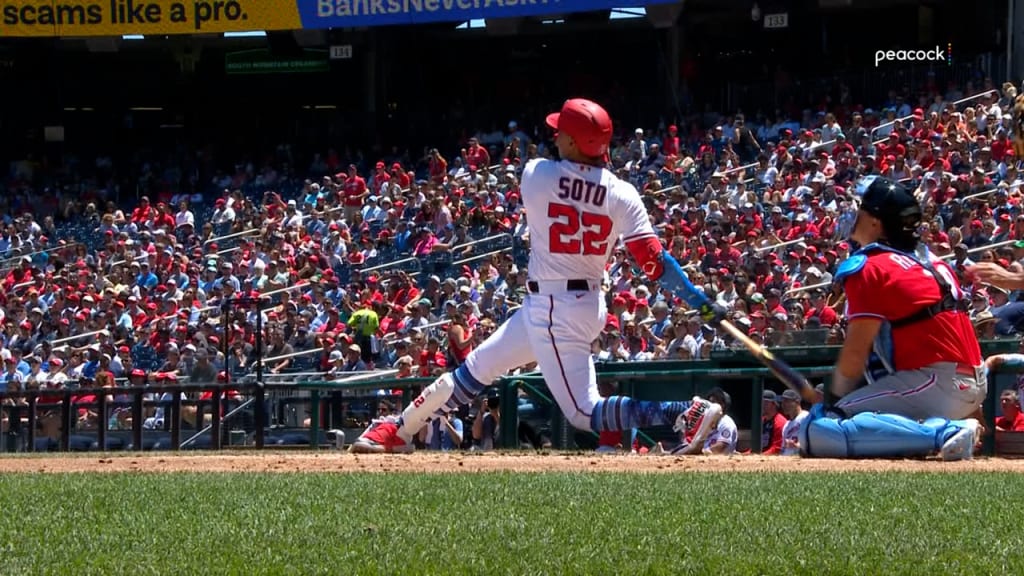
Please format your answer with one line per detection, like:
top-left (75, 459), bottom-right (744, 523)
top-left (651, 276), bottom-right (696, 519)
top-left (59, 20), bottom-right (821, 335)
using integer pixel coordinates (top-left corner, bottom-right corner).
top-left (0, 339), bottom-right (1019, 455)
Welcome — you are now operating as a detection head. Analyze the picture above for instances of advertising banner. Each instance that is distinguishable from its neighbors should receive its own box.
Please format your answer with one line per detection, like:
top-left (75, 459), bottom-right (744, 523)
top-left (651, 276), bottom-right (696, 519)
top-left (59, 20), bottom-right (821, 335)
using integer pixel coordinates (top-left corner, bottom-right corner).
top-left (0, 0), bottom-right (301, 36)
top-left (0, 0), bottom-right (676, 36)
top-left (300, 0), bottom-right (677, 28)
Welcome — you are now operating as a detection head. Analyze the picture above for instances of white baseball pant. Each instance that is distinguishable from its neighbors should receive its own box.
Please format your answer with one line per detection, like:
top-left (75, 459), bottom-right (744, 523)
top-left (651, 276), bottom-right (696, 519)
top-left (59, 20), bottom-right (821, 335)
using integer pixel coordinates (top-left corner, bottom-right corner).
top-left (398, 280), bottom-right (605, 434)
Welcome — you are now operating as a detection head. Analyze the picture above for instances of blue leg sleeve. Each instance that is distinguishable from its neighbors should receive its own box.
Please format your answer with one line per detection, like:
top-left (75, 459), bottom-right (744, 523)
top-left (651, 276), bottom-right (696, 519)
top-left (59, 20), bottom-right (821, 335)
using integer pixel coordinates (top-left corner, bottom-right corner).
top-left (802, 411), bottom-right (968, 458)
top-left (590, 396), bottom-right (691, 432)
top-left (438, 365), bottom-right (487, 415)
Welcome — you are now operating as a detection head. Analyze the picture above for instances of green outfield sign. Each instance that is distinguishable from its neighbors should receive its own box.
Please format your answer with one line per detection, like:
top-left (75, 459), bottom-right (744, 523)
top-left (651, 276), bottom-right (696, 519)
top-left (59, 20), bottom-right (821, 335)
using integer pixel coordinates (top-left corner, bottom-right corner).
top-left (225, 49), bottom-right (329, 75)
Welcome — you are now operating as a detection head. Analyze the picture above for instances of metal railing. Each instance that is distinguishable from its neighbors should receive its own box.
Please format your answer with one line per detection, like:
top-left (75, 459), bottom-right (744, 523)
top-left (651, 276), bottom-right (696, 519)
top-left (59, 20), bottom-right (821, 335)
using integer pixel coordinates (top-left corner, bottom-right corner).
top-left (455, 232), bottom-right (512, 252)
top-left (450, 247), bottom-right (513, 267)
top-left (0, 244), bottom-right (74, 267)
top-left (1, 340), bottom-right (1017, 454)
top-left (203, 227), bottom-right (260, 246)
top-left (359, 256), bottom-right (421, 275)
top-left (869, 89), bottom-right (999, 145)
top-left (939, 238), bottom-right (1020, 260)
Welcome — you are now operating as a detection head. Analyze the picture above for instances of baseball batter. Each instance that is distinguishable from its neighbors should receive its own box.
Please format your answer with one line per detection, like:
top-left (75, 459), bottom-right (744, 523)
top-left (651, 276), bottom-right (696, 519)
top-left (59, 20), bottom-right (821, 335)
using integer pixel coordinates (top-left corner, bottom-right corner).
top-left (801, 176), bottom-right (983, 459)
top-left (351, 98), bottom-right (725, 454)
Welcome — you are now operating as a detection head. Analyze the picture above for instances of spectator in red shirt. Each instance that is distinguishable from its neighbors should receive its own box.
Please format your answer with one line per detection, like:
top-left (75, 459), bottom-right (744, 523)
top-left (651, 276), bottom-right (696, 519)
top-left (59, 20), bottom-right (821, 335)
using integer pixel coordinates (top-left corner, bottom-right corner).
top-left (877, 133), bottom-right (906, 160)
top-left (996, 390), bottom-right (1024, 432)
top-left (992, 129), bottom-right (1012, 163)
top-left (804, 289), bottom-right (838, 327)
top-left (342, 164), bottom-right (367, 221)
top-left (131, 196), bottom-right (154, 225)
top-left (370, 161), bottom-right (391, 192)
top-left (428, 149), bottom-right (448, 184)
top-left (391, 163), bottom-right (411, 189)
top-left (463, 137), bottom-right (490, 170)
top-left (663, 125), bottom-right (680, 156)
top-left (761, 390), bottom-right (789, 454)
top-left (418, 336), bottom-right (447, 376)
top-left (153, 203), bottom-right (175, 231)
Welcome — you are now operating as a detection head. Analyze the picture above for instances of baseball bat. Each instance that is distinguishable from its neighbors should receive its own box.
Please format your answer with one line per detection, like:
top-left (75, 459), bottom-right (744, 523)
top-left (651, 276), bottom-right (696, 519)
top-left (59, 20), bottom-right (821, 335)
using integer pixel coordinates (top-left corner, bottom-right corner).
top-left (657, 250), bottom-right (818, 403)
top-left (716, 319), bottom-right (819, 404)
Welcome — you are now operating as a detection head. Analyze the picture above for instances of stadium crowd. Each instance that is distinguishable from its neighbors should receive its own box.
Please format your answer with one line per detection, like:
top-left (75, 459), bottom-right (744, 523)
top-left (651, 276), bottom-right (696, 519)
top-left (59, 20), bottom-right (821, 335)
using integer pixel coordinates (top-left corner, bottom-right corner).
top-left (2, 75), bottom-right (1024, 447)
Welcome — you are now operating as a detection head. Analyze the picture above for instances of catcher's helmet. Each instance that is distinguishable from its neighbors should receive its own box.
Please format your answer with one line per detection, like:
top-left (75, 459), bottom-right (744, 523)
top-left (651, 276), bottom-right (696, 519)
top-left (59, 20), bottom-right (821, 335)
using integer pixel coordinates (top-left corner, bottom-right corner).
top-left (545, 98), bottom-right (613, 158)
top-left (855, 175), bottom-right (922, 251)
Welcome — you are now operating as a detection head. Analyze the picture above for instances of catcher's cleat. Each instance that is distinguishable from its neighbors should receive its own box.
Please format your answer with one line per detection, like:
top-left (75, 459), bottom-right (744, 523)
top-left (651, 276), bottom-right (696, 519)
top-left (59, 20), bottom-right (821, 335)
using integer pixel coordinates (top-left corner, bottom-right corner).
top-left (940, 418), bottom-right (979, 461)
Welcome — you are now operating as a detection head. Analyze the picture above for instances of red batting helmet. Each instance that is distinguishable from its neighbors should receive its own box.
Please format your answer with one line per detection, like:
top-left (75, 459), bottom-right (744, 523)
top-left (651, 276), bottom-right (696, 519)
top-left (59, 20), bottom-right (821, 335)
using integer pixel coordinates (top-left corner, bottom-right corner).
top-left (545, 98), bottom-right (613, 158)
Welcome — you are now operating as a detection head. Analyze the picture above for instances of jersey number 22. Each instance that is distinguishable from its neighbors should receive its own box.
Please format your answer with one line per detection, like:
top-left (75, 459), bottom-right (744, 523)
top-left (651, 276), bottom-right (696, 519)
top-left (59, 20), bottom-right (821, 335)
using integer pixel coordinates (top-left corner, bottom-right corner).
top-left (548, 202), bottom-right (613, 255)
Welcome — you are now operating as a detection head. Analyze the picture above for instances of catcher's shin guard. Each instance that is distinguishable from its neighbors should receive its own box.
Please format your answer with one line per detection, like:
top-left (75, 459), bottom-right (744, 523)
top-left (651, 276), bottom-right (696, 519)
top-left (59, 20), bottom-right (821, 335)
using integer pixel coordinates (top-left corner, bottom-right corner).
top-left (800, 412), bottom-right (960, 458)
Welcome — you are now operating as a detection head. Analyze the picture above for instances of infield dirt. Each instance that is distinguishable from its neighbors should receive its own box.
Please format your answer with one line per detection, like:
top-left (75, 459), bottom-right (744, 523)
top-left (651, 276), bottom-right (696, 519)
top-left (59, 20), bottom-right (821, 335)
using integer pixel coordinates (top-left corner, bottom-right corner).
top-left (2, 452), bottom-right (1024, 474)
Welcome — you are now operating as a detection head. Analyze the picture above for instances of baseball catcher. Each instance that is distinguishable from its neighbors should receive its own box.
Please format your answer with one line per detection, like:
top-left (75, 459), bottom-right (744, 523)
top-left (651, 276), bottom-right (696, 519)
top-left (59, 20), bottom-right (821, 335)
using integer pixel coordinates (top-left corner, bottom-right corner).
top-left (800, 176), bottom-right (984, 459)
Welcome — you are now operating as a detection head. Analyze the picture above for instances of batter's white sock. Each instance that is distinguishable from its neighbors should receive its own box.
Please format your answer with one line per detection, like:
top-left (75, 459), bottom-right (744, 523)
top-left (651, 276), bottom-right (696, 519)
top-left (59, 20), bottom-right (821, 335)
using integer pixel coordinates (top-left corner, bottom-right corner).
top-left (396, 366), bottom-right (487, 441)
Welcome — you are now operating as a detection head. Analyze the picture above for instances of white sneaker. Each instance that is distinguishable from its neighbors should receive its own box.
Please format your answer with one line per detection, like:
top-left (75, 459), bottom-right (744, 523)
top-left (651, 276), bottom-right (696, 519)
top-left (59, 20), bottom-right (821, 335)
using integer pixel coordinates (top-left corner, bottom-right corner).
top-left (940, 419), bottom-right (979, 461)
top-left (595, 445), bottom-right (617, 455)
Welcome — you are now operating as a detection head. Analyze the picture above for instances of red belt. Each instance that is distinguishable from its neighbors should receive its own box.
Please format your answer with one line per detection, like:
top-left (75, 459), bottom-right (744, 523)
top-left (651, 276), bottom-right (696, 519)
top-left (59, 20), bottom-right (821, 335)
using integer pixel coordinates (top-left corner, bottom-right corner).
top-left (955, 364), bottom-right (977, 377)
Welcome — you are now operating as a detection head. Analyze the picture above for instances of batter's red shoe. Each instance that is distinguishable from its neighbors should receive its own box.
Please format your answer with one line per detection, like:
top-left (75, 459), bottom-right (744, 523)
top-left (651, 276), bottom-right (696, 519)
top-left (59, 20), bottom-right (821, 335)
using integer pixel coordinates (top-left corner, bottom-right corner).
top-left (349, 417), bottom-right (414, 454)
top-left (672, 397), bottom-right (722, 455)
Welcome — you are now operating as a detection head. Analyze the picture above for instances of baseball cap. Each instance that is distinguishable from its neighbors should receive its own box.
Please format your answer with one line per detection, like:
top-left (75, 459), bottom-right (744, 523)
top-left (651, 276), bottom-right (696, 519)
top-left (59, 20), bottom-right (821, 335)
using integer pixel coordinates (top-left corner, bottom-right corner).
top-left (762, 390), bottom-right (779, 403)
top-left (781, 389), bottom-right (801, 402)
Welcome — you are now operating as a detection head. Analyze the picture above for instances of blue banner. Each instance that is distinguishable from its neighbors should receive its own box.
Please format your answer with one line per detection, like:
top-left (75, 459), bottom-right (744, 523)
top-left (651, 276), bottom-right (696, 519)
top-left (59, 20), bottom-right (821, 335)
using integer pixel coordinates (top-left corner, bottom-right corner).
top-left (300, 0), bottom-right (678, 28)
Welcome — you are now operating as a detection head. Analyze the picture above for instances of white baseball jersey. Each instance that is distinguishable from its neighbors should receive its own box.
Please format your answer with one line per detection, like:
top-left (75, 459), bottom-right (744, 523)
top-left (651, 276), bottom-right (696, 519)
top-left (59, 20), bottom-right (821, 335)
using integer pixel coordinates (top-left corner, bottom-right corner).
top-left (704, 414), bottom-right (737, 454)
top-left (781, 410), bottom-right (809, 456)
top-left (521, 158), bottom-right (655, 281)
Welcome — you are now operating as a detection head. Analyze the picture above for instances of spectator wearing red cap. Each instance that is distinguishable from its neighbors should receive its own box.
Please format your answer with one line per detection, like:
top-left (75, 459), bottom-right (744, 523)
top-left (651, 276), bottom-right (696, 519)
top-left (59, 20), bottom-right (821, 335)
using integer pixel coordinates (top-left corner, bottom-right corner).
top-left (663, 125), bottom-right (680, 156)
top-left (390, 162), bottom-right (411, 189)
top-left (143, 372), bottom-right (182, 430)
top-left (211, 197), bottom-right (236, 232)
top-left (371, 161), bottom-right (391, 193)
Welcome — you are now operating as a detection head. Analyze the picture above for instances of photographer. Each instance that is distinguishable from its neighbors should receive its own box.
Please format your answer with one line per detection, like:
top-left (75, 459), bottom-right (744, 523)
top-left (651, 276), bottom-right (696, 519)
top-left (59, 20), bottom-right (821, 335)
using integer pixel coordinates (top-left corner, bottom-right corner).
top-left (472, 394), bottom-right (500, 451)
top-left (418, 409), bottom-right (463, 451)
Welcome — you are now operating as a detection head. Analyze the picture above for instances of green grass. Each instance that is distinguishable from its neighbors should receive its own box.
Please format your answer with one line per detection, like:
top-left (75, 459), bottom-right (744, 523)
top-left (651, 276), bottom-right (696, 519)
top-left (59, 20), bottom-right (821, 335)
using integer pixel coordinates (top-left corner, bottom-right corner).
top-left (0, 472), bottom-right (1019, 575)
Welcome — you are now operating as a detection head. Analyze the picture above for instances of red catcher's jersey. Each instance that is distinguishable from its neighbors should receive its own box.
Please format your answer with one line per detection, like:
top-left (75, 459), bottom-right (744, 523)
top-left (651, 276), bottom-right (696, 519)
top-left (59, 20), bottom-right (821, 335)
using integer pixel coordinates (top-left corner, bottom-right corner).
top-left (844, 250), bottom-right (981, 371)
